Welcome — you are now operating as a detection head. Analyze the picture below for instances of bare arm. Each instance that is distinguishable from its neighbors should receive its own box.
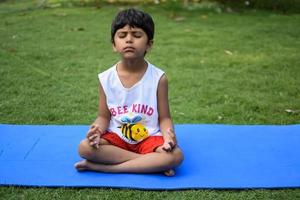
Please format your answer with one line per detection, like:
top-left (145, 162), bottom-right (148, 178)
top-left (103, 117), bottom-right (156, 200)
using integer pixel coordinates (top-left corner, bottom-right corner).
top-left (92, 82), bottom-right (111, 131)
top-left (157, 74), bottom-right (177, 151)
top-left (87, 82), bottom-right (111, 148)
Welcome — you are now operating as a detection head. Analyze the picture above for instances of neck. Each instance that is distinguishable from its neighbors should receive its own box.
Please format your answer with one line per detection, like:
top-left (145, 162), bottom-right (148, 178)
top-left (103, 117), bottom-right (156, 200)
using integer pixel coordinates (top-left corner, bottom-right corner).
top-left (119, 58), bottom-right (147, 72)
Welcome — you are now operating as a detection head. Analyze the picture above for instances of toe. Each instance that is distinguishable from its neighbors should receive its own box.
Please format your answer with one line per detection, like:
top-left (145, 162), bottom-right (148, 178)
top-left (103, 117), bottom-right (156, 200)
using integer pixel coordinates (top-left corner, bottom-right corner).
top-left (74, 160), bottom-right (88, 171)
top-left (164, 169), bottom-right (175, 176)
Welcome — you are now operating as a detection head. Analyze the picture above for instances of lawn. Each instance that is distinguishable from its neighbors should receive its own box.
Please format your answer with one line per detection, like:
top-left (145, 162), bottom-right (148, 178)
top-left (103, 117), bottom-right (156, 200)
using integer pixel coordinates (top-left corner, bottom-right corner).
top-left (0, 0), bottom-right (300, 199)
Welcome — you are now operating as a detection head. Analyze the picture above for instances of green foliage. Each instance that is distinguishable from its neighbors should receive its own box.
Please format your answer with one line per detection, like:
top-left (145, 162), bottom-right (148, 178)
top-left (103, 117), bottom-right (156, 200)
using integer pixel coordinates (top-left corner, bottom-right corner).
top-left (214, 0), bottom-right (300, 13)
top-left (37, 0), bottom-right (102, 8)
top-left (33, 0), bottom-right (300, 13)
top-left (36, 0), bottom-right (159, 8)
top-left (252, 0), bottom-right (300, 12)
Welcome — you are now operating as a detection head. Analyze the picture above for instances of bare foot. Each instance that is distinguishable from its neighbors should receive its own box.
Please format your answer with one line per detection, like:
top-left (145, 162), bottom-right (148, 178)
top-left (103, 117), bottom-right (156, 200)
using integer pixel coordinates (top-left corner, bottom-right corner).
top-left (76, 160), bottom-right (176, 176)
top-left (164, 169), bottom-right (175, 176)
top-left (74, 160), bottom-right (89, 171)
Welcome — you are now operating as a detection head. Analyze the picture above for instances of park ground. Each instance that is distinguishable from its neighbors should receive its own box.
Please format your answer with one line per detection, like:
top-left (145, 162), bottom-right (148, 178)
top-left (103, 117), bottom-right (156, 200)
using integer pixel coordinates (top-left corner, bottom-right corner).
top-left (0, 0), bottom-right (300, 199)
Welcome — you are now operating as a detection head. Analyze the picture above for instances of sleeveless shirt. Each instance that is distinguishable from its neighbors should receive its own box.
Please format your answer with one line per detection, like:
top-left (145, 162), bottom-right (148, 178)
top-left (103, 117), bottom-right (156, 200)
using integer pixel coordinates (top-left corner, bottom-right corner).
top-left (98, 62), bottom-right (164, 144)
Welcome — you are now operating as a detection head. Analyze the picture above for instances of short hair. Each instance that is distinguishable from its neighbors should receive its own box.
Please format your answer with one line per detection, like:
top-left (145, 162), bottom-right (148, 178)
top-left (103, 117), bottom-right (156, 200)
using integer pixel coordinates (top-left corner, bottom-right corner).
top-left (111, 8), bottom-right (155, 43)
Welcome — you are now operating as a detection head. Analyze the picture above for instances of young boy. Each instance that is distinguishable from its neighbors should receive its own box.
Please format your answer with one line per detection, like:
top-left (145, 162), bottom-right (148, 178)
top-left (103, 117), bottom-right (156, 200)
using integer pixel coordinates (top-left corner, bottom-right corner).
top-left (75, 8), bottom-right (183, 176)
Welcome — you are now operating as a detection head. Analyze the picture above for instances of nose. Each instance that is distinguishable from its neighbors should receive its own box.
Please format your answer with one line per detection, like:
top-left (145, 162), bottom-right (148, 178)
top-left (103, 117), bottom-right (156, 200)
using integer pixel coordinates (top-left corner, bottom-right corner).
top-left (125, 34), bottom-right (133, 43)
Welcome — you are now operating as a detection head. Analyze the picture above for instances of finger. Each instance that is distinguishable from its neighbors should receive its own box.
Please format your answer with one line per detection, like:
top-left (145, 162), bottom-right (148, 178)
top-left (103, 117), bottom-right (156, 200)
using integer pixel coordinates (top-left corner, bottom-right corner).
top-left (93, 136), bottom-right (100, 144)
top-left (87, 129), bottom-right (95, 138)
top-left (163, 143), bottom-right (172, 152)
top-left (94, 134), bottom-right (100, 141)
top-left (90, 140), bottom-right (99, 148)
top-left (167, 128), bottom-right (174, 135)
top-left (90, 135), bottom-right (98, 143)
top-left (92, 140), bottom-right (97, 144)
top-left (88, 134), bottom-right (98, 141)
top-left (91, 143), bottom-right (97, 148)
top-left (170, 135), bottom-right (176, 142)
top-left (95, 126), bottom-right (102, 131)
top-left (88, 136), bottom-right (95, 142)
top-left (162, 147), bottom-right (170, 152)
top-left (95, 129), bottom-right (103, 136)
top-left (168, 141), bottom-right (175, 148)
top-left (89, 125), bottom-right (98, 133)
top-left (169, 135), bottom-right (177, 145)
top-left (168, 128), bottom-right (176, 138)
top-left (169, 143), bottom-right (176, 150)
top-left (172, 142), bottom-right (177, 148)
top-left (168, 135), bottom-right (176, 144)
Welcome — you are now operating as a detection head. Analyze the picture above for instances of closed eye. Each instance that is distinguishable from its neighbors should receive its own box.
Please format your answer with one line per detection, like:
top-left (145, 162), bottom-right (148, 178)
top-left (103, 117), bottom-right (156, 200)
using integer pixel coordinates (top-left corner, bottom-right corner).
top-left (117, 32), bottom-right (126, 38)
top-left (133, 32), bottom-right (142, 38)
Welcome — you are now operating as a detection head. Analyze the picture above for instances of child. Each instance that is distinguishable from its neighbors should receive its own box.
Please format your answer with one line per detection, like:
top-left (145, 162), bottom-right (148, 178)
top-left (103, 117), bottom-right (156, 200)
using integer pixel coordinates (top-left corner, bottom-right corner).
top-left (75, 8), bottom-right (183, 176)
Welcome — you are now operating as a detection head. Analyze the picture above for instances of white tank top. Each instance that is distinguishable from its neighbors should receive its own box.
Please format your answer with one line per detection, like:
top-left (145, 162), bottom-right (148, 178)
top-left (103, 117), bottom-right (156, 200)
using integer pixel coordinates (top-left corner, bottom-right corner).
top-left (98, 62), bottom-right (164, 144)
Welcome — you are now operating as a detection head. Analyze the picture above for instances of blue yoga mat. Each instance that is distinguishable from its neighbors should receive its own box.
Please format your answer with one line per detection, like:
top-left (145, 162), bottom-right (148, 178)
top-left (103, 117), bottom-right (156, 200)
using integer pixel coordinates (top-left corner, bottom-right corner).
top-left (0, 124), bottom-right (299, 189)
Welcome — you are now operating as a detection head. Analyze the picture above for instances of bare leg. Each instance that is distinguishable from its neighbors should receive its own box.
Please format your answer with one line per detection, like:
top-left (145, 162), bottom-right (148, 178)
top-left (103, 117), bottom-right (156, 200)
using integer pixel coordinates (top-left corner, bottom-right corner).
top-left (86, 150), bottom-right (181, 173)
top-left (75, 138), bottom-right (184, 175)
top-left (75, 139), bottom-right (141, 168)
top-left (76, 145), bottom-right (183, 175)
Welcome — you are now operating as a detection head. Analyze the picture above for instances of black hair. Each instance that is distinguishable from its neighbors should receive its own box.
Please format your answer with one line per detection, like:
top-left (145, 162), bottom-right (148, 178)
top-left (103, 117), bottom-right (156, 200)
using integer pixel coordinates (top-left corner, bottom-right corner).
top-left (111, 8), bottom-right (154, 44)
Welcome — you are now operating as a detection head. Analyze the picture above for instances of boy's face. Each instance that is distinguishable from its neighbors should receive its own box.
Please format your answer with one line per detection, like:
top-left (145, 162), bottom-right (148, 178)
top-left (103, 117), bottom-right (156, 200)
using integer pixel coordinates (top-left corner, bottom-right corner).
top-left (113, 25), bottom-right (152, 60)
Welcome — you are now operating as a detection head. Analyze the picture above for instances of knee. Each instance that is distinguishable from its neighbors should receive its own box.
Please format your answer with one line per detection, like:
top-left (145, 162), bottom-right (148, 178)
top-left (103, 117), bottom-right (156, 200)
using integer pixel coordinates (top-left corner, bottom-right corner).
top-left (172, 148), bottom-right (184, 167)
top-left (78, 139), bottom-right (94, 159)
top-left (162, 148), bottom-right (184, 168)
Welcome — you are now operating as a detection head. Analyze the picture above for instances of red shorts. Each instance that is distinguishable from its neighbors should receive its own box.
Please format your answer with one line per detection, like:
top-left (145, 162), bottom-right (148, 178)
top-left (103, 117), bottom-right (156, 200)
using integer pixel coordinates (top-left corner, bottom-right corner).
top-left (101, 132), bottom-right (164, 154)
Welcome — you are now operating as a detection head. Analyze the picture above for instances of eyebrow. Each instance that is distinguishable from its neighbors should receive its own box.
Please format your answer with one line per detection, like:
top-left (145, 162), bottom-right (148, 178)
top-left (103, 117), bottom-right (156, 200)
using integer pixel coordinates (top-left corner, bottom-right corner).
top-left (117, 30), bottom-right (143, 33)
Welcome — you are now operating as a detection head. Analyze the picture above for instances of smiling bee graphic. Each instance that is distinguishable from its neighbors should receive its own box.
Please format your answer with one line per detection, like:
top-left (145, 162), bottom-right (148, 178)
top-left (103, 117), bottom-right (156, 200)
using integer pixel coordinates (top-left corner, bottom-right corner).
top-left (118, 115), bottom-right (148, 142)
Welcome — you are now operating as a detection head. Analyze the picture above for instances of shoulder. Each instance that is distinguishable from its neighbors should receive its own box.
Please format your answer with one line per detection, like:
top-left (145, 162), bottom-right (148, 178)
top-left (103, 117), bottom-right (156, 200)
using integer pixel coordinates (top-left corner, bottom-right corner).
top-left (98, 65), bottom-right (116, 79)
top-left (98, 64), bottom-right (117, 94)
top-left (148, 62), bottom-right (165, 78)
top-left (98, 64), bottom-right (118, 86)
top-left (158, 74), bottom-right (168, 88)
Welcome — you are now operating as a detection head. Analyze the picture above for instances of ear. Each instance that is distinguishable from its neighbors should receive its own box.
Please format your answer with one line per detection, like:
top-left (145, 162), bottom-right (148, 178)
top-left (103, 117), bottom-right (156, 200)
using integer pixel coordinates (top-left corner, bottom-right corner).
top-left (112, 43), bottom-right (117, 52)
top-left (146, 40), bottom-right (154, 53)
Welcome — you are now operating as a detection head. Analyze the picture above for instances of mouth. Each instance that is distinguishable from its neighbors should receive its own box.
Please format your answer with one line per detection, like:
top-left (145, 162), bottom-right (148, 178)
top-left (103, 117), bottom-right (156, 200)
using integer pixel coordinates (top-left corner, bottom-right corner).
top-left (123, 47), bottom-right (135, 52)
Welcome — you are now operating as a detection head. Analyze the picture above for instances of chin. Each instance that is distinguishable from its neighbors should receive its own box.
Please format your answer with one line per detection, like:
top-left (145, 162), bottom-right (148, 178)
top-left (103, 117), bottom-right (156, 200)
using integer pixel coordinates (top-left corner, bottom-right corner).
top-left (122, 55), bottom-right (140, 60)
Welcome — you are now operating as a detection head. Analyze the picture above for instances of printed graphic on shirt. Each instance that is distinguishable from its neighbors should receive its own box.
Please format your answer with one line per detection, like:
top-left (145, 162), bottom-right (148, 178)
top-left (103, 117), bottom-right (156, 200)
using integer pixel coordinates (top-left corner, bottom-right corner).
top-left (109, 104), bottom-right (154, 117)
top-left (118, 115), bottom-right (149, 142)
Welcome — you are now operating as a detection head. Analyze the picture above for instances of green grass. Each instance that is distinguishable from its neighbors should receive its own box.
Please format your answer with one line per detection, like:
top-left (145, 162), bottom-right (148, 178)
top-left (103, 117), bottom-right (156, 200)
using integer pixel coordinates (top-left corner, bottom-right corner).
top-left (1, 0), bottom-right (300, 199)
top-left (1, 187), bottom-right (300, 200)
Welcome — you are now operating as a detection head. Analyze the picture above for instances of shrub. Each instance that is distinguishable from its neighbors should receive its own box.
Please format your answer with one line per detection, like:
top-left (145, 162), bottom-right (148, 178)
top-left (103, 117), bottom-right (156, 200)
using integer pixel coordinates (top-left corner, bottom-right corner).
top-left (36, 0), bottom-right (300, 12)
top-left (214, 0), bottom-right (300, 13)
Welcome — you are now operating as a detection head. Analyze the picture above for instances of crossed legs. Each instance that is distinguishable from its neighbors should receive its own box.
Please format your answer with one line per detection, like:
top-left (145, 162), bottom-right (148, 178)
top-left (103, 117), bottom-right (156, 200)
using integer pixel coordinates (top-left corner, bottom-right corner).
top-left (74, 138), bottom-right (183, 175)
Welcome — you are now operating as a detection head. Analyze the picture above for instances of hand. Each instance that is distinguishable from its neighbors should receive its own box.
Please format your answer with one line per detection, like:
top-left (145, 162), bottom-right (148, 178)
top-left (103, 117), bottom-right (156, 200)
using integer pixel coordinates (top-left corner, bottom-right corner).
top-left (86, 124), bottom-right (104, 149)
top-left (162, 128), bottom-right (177, 152)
